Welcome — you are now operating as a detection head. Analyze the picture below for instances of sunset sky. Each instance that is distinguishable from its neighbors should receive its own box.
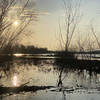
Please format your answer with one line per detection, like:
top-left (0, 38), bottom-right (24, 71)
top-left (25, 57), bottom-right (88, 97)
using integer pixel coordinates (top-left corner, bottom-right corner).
top-left (17, 0), bottom-right (100, 50)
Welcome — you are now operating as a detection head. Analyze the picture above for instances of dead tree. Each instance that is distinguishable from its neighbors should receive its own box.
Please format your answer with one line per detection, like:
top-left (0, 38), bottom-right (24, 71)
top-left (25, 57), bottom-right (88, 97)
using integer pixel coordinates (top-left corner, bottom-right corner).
top-left (90, 24), bottom-right (100, 48)
top-left (0, 0), bottom-right (36, 54)
top-left (62, 0), bottom-right (81, 51)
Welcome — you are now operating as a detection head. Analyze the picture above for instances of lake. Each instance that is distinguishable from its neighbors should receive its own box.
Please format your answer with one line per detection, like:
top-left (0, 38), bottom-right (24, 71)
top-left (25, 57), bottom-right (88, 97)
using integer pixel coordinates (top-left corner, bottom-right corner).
top-left (0, 54), bottom-right (100, 100)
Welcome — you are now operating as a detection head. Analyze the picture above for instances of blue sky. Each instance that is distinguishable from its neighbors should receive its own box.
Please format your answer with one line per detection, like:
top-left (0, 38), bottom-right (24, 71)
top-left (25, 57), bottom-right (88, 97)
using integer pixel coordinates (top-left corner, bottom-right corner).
top-left (21, 0), bottom-right (100, 50)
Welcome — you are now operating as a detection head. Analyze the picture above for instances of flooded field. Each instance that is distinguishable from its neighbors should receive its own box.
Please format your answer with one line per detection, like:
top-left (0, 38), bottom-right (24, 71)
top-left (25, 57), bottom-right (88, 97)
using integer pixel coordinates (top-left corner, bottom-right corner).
top-left (0, 54), bottom-right (100, 100)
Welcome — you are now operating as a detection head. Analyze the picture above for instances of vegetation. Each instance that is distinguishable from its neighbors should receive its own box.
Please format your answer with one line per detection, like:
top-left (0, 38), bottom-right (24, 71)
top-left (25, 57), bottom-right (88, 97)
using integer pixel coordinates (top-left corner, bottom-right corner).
top-left (0, 0), bottom-right (36, 55)
top-left (58, 0), bottom-right (81, 52)
top-left (56, 0), bottom-right (81, 59)
top-left (13, 44), bottom-right (48, 54)
top-left (0, 86), bottom-right (54, 95)
top-left (0, 0), bottom-right (100, 99)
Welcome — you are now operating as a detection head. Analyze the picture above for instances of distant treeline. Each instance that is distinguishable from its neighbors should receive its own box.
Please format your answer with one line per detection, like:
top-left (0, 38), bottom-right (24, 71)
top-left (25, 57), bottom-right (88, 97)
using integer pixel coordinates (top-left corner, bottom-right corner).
top-left (0, 44), bottom-right (48, 54)
top-left (12, 45), bottom-right (48, 54)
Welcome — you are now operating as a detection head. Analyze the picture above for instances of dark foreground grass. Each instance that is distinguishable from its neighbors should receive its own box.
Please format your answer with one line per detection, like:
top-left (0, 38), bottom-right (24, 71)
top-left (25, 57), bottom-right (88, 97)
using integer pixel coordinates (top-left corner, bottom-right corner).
top-left (0, 85), bottom-right (54, 95)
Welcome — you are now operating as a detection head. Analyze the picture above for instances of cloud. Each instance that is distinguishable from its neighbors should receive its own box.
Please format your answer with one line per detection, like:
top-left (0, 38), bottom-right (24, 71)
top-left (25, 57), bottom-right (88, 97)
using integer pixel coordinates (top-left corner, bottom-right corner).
top-left (38, 11), bottom-right (51, 16)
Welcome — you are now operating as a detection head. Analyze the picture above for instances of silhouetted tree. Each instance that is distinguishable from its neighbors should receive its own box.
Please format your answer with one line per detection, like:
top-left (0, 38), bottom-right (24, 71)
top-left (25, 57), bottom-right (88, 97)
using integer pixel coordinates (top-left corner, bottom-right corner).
top-left (0, 0), bottom-right (36, 54)
top-left (90, 24), bottom-right (100, 48)
top-left (59, 0), bottom-right (81, 51)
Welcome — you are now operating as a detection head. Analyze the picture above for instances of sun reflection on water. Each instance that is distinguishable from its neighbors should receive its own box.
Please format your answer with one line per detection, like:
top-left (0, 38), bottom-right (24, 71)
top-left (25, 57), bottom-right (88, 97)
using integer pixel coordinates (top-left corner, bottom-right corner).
top-left (13, 53), bottom-right (23, 57)
top-left (12, 75), bottom-right (18, 87)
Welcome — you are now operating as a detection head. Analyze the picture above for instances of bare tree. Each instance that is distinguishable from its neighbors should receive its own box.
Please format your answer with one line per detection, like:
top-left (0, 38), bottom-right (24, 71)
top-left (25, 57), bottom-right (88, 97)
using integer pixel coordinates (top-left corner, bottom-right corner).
top-left (0, 0), bottom-right (36, 54)
top-left (62, 0), bottom-right (81, 51)
top-left (90, 24), bottom-right (100, 48)
top-left (58, 20), bottom-right (66, 51)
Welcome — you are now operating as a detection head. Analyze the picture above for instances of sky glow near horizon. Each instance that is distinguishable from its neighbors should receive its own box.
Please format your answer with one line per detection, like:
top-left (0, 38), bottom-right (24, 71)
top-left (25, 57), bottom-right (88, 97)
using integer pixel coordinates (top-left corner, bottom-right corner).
top-left (11, 0), bottom-right (100, 50)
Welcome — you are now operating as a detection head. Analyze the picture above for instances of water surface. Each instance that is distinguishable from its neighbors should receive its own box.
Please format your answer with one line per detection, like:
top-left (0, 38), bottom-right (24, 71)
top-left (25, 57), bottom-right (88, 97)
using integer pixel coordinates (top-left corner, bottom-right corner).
top-left (0, 54), bottom-right (100, 100)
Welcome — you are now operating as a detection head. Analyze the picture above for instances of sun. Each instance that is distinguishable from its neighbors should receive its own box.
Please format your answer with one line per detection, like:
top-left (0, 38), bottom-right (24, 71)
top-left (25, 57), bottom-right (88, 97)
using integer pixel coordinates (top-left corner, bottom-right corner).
top-left (13, 20), bottom-right (19, 26)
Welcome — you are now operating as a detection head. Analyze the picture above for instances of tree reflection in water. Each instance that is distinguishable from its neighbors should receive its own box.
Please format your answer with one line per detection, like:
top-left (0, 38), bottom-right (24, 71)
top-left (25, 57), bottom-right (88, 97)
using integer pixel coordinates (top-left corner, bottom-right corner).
top-left (0, 57), bottom-right (100, 98)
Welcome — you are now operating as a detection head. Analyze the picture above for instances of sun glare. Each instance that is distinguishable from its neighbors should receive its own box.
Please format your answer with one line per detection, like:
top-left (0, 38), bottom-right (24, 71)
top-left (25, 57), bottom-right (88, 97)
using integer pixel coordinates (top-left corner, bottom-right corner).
top-left (13, 21), bottom-right (19, 26)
